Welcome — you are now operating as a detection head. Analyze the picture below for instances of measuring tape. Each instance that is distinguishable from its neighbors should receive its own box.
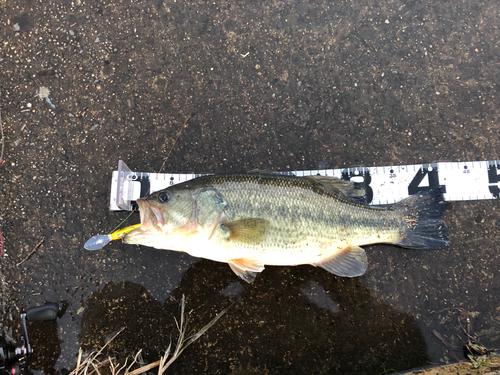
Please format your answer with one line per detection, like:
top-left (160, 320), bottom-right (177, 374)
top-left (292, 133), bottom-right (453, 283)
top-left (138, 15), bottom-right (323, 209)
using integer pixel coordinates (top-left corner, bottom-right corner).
top-left (109, 160), bottom-right (500, 211)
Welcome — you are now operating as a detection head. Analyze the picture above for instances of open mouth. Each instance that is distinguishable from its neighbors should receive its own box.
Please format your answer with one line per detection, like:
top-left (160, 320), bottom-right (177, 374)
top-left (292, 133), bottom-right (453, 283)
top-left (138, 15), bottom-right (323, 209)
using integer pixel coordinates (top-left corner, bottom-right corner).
top-left (137, 199), bottom-right (165, 231)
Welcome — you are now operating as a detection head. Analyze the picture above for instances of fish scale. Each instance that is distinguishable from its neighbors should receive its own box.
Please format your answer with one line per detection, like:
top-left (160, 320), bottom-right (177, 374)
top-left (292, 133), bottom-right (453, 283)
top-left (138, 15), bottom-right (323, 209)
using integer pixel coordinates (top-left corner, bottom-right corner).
top-left (123, 173), bottom-right (448, 283)
top-left (210, 176), bottom-right (397, 256)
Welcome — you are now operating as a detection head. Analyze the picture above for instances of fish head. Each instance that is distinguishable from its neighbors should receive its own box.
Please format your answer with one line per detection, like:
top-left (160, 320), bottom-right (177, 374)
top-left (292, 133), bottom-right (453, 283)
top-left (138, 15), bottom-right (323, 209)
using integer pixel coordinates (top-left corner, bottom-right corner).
top-left (125, 182), bottom-right (228, 250)
top-left (137, 187), bottom-right (197, 234)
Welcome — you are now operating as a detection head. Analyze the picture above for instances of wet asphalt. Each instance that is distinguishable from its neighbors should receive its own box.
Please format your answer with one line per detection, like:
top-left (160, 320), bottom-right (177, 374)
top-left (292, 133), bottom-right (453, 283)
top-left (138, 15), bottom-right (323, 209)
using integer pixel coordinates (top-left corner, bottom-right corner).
top-left (1, 0), bottom-right (499, 373)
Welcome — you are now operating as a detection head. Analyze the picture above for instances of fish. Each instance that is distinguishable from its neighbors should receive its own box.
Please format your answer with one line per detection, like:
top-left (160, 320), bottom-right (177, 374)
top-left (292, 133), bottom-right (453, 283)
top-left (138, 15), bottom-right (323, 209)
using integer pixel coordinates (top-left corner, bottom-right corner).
top-left (123, 173), bottom-right (449, 283)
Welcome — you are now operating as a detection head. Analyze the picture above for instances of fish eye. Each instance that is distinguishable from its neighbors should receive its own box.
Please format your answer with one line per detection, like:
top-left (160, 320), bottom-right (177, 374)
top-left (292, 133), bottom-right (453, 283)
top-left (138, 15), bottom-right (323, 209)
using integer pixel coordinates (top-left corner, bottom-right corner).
top-left (158, 192), bottom-right (169, 202)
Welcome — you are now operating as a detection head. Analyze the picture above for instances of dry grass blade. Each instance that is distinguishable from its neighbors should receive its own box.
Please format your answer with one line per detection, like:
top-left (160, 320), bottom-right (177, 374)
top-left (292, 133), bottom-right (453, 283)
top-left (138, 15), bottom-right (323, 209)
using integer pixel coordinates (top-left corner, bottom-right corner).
top-left (89, 358), bottom-right (105, 375)
top-left (125, 349), bottom-right (142, 374)
top-left (157, 295), bottom-right (234, 373)
top-left (70, 297), bottom-right (232, 375)
top-left (115, 356), bottom-right (130, 375)
top-left (76, 349), bottom-right (83, 373)
top-left (157, 350), bottom-right (170, 375)
top-left (70, 327), bottom-right (125, 375)
top-left (108, 357), bottom-right (117, 375)
top-left (84, 354), bottom-right (112, 375)
top-left (181, 300), bottom-right (234, 355)
top-left (126, 360), bottom-right (161, 375)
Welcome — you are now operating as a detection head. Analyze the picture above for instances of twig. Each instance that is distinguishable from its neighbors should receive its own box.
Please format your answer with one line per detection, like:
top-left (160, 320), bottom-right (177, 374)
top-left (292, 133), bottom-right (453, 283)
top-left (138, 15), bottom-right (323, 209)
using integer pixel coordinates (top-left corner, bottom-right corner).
top-left (157, 116), bottom-right (190, 174)
top-left (0, 109), bottom-right (4, 258)
top-left (0, 109), bottom-right (4, 166)
top-left (141, 117), bottom-right (190, 198)
top-left (17, 237), bottom-right (45, 266)
top-left (0, 229), bottom-right (3, 258)
top-left (432, 329), bottom-right (462, 363)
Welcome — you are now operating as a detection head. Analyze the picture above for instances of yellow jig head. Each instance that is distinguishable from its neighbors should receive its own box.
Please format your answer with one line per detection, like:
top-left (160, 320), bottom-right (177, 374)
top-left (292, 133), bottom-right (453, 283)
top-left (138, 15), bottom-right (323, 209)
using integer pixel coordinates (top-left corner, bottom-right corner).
top-left (84, 224), bottom-right (141, 250)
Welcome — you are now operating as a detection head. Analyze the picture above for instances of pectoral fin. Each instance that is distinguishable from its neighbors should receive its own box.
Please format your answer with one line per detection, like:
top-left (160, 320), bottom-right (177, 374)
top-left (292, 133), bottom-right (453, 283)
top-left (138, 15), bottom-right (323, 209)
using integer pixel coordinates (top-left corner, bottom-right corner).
top-left (228, 258), bottom-right (265, 283)
top-left (220, 218), bottom-right (270, 244)
top-left (313, 245), bottom-right (368, 277)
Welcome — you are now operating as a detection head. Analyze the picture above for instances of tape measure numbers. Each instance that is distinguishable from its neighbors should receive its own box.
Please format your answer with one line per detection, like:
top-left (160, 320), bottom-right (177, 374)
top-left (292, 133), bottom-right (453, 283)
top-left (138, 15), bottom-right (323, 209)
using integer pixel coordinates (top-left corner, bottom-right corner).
top-left (109, 160), bottom-right (500, 211)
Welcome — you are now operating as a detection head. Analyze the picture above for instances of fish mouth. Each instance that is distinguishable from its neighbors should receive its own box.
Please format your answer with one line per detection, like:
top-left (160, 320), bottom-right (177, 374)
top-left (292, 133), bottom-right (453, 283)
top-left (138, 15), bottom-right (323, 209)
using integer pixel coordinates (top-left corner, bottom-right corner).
top-left (137, 199), bottom-right (165, 231)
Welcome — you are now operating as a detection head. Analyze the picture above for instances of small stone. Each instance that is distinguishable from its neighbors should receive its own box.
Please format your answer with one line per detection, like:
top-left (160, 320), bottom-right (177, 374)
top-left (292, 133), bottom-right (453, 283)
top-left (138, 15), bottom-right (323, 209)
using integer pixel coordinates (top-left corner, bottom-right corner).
top-left (37, 86), bottom-right (50, 100)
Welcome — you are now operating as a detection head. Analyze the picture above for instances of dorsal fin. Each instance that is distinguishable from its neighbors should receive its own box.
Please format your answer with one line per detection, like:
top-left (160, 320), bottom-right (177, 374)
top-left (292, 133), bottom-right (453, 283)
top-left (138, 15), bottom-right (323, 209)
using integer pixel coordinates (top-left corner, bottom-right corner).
top-left (304, 175), bottom-right (367, 205)
top-left (246, 169), bottom-right (278, 175)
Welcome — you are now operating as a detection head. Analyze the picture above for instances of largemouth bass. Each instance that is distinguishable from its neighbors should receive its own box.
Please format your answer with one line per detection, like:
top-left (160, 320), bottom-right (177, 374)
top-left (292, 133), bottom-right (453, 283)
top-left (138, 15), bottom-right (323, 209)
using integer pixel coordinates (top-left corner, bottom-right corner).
top-left (124, 173), bottom-right (449, 283)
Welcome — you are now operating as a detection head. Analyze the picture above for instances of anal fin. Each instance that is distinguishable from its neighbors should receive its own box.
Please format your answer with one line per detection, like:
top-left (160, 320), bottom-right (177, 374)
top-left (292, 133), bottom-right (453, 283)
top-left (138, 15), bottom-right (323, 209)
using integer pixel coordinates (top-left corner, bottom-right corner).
top-left (313, 245), bottom-right (368, 277)
top-left (228, 258), bottom-right (265, 283)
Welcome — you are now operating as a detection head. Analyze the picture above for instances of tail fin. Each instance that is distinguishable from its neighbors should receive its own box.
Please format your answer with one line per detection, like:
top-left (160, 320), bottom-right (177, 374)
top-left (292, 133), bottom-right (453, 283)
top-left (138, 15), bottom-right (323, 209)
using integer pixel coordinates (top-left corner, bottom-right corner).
top-left (394, 188), bottom-right (449, 249)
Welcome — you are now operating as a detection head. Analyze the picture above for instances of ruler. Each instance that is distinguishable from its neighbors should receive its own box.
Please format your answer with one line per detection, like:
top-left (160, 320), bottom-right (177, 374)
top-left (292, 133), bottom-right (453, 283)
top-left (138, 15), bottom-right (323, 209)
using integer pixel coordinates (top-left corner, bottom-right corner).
top-left (109, 159), bottom-right (500, 211)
